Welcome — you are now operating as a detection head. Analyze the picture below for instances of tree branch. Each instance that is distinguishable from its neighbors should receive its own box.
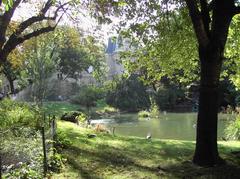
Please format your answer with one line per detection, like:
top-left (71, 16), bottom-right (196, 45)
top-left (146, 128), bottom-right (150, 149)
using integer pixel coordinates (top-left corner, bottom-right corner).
top-left (185, 0), bottom-right (209, 47)
top-left (14, 1), bottom-right (69, 36)
top-left (2, 25), bottom-right (56, 60)
top-left (0, 1), bottom-right (69, 64)
top-left (41, 0), bottom-right (54, 15)
top-left (0, 0), bottom-right (22, 48)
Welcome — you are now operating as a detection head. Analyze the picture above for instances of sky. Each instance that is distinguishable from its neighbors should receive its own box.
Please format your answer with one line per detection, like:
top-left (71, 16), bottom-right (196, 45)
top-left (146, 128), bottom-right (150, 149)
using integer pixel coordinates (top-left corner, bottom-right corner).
top-left (11, 0), bottom-right (118, 45)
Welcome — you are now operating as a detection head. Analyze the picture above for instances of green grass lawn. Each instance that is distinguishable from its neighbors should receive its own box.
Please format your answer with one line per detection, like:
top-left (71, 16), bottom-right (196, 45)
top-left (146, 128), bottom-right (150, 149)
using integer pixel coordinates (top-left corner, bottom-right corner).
top-left (43, 101), bottom-right (118, 119)
top-left (53, 121), bottom-right (240, 179)
top-left (43, 102), bottom-right (84, 116)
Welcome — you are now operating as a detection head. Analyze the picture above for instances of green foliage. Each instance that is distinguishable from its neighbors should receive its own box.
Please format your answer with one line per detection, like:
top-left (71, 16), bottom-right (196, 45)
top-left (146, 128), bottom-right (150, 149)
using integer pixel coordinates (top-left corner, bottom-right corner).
top-left (106, 74), bottom-right (151, 112)
top-left (149, 102), bottom-right (161, 118)
top-left (154, 85), bottom-right (185, 111)
top-left (56, 27), bottom-right (107, 81)
top-left (56, 131), bottom-right (73, 148)
top-left (58, 47), bottom-right (90, 80)
top-left (2, 128), bottom-right (43, 179)
top-left (23, 35), bottom-right (58, 104)
top-left (138, 103), bottom-right (160, 119)
top-left (225, 115), bottom-right (240, 140)
top-left (0, 99), bottom-right (40, 130)
top-left (97, 106), bottom-right (119, 114)
top-left (48, 150), bottom-right (65, 173)
top-left (3, 163), bottom-right (42, 179)
top-left (138, 110), bottom-right (150, 118)
top-left (76, 112), bottom-right (88, 123)
top-left (225, 15), bottom-right (240, 91)
top-left (70, 85), bottom-right (105, 110)
top-left (118, 8), bottom-right (198, 86)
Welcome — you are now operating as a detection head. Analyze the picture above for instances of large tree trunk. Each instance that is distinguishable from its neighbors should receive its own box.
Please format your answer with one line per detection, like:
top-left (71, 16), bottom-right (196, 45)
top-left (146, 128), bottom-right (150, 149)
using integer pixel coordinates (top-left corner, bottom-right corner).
top-left (3, 69), bottom-right (16, 94)
top-left (8, 78), bottom-right (15, 94)
top-left (193, 46), bottom-right (224, 166)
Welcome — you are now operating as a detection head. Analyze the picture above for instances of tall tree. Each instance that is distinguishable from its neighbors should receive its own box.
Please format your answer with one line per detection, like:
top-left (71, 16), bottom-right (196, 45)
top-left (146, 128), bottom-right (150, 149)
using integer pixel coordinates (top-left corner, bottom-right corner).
top-left (56, 27), bottom-right (106, 81)
top-left (22, 33), bottom-right (58, 105)
top-left (185, 0), bottom-right (240, 166)
top-left (94, 0), bottom-right (240, 166)
top-left (0, 0), bottom-right (69, 65)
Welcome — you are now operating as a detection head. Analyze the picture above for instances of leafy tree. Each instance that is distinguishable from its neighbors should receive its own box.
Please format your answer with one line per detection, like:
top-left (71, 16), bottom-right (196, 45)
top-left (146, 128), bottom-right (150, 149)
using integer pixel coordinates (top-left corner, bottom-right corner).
top-left (56, 27), bottom-right (106, 82)
top-left (225, 15), bottom-right (240, 91)
top-left (71, 85), bottom-right (105, 112)
top-left (59, 47), bottom-right (90, 80)
top-left (0, 0), bottom-right (69, 65)
top-left (120, 9), bottom-right (199, 86)
top-left (23, 34), bottom-right (58, 105)
top-left (106, 74), bottom-right (151, 112)
top-left (97, 0), bottom-right (240, 166)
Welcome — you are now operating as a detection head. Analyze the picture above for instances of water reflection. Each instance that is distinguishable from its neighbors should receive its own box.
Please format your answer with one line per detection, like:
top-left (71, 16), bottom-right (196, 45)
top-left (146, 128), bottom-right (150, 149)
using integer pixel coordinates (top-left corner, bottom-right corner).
top-left (92, 113), bottom-right (230, 141)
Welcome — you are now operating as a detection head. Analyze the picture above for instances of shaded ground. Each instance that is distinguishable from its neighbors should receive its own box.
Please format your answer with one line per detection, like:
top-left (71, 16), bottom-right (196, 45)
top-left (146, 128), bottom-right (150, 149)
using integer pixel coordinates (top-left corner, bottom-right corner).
top-left (53, 121), bottom-right (240, 179)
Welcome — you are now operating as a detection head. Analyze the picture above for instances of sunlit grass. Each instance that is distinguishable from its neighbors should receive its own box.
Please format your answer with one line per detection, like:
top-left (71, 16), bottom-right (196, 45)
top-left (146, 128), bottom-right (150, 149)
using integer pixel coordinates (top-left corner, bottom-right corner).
top-left (53, 121), bottom-right (240, 178)
top-left (43, 102), bottom-right (84, 116)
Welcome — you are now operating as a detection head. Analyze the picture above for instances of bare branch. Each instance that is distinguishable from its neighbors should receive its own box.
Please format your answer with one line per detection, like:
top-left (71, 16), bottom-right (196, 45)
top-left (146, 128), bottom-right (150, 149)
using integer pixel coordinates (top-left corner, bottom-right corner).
top-left (1, 25), bottom-right (56, 63)
top-left (14, 1), bottom-right (69, 36)
top-left (41, 0), bottom-right (54, 14)
top-left (185, 0), bottom-right (209, 47)
top-left (0, 0), bottom-right (22, 48)
top-left (0, 0), bottom-right (69, 64)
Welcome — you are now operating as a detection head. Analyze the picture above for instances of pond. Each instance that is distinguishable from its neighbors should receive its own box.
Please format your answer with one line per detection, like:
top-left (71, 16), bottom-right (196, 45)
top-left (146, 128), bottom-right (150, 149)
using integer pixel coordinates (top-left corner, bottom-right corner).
top-left (91, 113), bottom-right (233, 141)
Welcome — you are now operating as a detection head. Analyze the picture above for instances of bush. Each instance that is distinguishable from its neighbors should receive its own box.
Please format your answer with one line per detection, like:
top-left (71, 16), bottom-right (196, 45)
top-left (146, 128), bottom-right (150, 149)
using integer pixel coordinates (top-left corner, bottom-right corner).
top-left (2, 129), bottom-right (43, 179)
top-left (0, 99), bottom-right (40, 130)
top-left (149, 103), bottom-right (161, 118)
top-left (60, 111), bottom-right (88, 125)
top-left (98, 106), bottom-right (119, 114)
top-left (56, 131), bottom-right (72, 148)
top-left (70, 85), bottom-right (105, 110)
top-left (225, 115), bottom-right (240, 140)
top-left (154, 86), bottom-right (185, 111)
top-left (138, 110), bottom-right (150, 118)
top-left (106, 74), bottom-right (151, 112)
top-left (4, 163), bottom-right (42, 179)
top-left (48, 150), bottom-right (65, 173)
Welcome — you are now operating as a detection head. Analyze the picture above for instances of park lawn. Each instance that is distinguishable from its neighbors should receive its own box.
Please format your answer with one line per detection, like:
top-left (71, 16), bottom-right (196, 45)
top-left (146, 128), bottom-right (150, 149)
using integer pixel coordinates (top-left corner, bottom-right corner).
top-left (53, 121), bottom-right (240, 179)
top-left (43, 102), bottom-right (84, 116)
top-left (43, 101), bottom-right (118, 119)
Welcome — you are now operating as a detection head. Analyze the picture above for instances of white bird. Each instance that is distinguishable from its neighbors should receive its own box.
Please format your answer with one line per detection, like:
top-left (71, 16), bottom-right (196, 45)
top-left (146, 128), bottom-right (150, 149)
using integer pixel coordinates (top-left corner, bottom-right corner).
top-left (146, 132), bottom-right (152, 139)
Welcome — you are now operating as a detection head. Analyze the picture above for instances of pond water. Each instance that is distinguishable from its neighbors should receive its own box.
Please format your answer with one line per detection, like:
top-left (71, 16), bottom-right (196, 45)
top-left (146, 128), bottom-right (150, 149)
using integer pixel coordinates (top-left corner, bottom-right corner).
top-left (91, 113), bottom-right (233, 141)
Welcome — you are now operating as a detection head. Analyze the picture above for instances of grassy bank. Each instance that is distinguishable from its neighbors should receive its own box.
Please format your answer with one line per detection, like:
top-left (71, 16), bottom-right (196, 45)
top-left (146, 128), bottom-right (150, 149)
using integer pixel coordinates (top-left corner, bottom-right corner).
top-left (43, 101), bottom-right (119, 119)
top-left (53, 121), bottom-right (240, 179)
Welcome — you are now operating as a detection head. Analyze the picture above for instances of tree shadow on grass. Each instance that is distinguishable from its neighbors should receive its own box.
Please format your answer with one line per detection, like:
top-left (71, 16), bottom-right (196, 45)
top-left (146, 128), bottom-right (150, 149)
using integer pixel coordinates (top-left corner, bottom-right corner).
top-left (60, 126), bottom-right (240, 178)
top-left (161, 161), bottom-right (240, 179)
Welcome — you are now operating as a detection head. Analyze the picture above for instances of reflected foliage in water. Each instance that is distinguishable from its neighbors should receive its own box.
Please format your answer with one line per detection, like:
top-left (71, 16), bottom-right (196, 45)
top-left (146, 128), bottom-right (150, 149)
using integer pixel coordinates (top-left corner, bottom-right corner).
top-left (92, 113), bottom-right (231, 140)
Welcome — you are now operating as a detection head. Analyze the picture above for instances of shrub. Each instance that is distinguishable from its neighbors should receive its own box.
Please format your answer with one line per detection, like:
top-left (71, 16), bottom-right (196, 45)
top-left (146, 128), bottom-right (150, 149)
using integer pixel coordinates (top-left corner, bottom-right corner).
top-left (56, 131), bottom-right (72, 148)
top-left (70, 85), bottom-right (105, 110)
top-left (48, 150), bottom-right (65, 173)
top-left (149, 103), bottom-right (161, 118)
top-left (2, 129), bottom-right (43, 179)
top-left (0, 99), bottom-right (40, 130)
top-left (138, 110), bottom-right (150, 118)
top-left (98, 106), bottom-right (119, 114)
top-left (225, 115), bottom-right (240, 140)
top-left (4, 163), bottom-right (42, 179)
top-left (154, 86), bottom-right (185, 111)
top-left (106, 74), bottom-right (151, 112)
